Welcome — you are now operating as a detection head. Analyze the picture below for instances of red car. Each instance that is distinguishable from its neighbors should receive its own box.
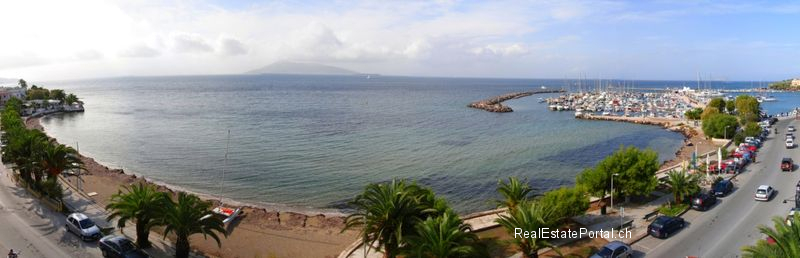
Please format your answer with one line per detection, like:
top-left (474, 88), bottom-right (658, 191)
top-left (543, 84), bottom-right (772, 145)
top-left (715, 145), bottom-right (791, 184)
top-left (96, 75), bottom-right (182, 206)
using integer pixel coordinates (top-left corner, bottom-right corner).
top-left (709, 163), bottom-right (728, 173)
top-left (783, 158), bottom-right (794, 172)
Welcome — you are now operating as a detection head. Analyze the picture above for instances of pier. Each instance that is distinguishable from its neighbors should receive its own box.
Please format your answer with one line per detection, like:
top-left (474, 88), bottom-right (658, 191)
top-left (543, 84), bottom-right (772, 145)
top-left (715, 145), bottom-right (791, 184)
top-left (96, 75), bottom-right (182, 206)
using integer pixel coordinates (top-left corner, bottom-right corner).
top-left (468, 89), bottom-right (565, 112)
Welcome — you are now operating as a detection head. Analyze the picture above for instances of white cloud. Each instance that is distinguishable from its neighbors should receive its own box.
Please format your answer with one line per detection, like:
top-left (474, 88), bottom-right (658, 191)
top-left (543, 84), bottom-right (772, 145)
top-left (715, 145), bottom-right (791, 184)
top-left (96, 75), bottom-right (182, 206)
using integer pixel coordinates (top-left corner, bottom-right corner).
top-left (219, 38), bottom-right (247, 56)
top-left (471, 44), bottom-right (529, 57)
top-left (118, 45), bottom-right (161, 58)
top-left (171, 33), bottom-right (214, 53)
top-left (74, 50), bottom-right (104, 60)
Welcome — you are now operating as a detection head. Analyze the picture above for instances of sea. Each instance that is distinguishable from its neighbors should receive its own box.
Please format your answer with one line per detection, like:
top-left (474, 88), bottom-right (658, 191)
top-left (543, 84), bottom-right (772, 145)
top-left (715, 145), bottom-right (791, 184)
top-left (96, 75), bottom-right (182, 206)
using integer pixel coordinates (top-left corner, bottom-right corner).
top-left (38, 75), bottom-right (800, 213)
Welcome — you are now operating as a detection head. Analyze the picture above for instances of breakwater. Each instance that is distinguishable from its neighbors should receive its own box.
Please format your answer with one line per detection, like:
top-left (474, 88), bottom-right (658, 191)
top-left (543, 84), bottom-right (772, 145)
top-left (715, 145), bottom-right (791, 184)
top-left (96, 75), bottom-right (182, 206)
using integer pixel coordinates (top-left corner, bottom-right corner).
top-left (468, 89), bottom-right (565, 112)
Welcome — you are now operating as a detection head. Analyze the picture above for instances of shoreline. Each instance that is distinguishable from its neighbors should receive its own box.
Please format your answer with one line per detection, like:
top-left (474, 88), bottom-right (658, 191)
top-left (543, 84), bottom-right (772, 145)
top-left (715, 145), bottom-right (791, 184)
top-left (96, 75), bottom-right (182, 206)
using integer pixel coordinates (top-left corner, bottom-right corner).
top-left (26, 117), bottom-right (359, 258)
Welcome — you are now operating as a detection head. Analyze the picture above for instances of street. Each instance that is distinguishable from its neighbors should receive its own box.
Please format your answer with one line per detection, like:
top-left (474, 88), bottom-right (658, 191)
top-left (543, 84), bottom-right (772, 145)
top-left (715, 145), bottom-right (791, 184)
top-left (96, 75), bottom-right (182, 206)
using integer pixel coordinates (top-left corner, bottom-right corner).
top-left (634, 118), bottom-right (799, 257)
top-left (0, 164), bottom-right (103, 258)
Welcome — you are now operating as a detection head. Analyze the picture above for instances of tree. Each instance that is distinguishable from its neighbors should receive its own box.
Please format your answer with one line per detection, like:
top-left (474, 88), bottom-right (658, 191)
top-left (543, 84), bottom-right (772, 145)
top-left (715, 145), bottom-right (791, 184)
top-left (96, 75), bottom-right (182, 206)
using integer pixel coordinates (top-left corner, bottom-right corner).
top-left (701, 114), bottom-right (738, 139)
top-left (106, 183), bottom-right (169, 248)
top-left (707, 98), bottom-right (726, 113)
top-left (39, 144), bottom-right (83, 178)
top-left (665, 170), bottom-right (700, 204)
top-left (403, 211), bottom-right (486, 258)
top-left (343, 180), bottom-right (438, 258)
top-left (726, 100), bottom-right (736, 113)
top-left (5, 97), bottom-right (23, 114)
top-left (684, 108), bottom-right (702, 120)
top-left (18, 79), bottom-right (27, 89)
top-left (743, 122), bottom-right (762, 137)
top-left (50, 89), bottom-right (66, 102)
top-left (700, 107), bottom-right (720, 121)
top-left (538, 186), bottom-right (589, 224)
top-left (735, 95), bottom-right (761, 123)
top-left (742, 214), bottom-right (800, 257)
top-left (495, 177), bottom-right (532, 212)
top-left (65, 94), bottom-right (79, 105)
top-left (161, 192), bottom-right (226, 258)
top-left (615, 147), bottom-right (660, 198)
top-left (577, 146), bottom-right (659, 213)
top-left (495, 201), bottom-right (558, 258)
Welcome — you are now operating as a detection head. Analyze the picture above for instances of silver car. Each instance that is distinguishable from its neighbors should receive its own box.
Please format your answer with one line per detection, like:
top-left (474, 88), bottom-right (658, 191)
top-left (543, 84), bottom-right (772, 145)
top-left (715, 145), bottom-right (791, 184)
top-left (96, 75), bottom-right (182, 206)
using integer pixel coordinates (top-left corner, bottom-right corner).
top-left (66, 213), bottom-right (102, 241)
top-left (591, 240), bottom-right (632, 258)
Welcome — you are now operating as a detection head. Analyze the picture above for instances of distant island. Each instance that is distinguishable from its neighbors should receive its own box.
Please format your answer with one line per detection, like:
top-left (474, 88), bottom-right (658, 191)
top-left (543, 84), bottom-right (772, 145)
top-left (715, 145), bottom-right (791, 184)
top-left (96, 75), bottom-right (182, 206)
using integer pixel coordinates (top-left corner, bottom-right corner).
top-left (768, 78), bottom-right (800, 91)
top-left (246, 61), bottom-right (361, 76)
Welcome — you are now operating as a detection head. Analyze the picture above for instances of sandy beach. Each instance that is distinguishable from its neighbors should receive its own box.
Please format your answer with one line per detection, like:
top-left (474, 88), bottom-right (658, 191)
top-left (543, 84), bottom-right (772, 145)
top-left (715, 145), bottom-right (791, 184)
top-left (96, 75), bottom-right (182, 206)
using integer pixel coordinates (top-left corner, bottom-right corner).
top-left (26, 118), bottom-right (359, 258)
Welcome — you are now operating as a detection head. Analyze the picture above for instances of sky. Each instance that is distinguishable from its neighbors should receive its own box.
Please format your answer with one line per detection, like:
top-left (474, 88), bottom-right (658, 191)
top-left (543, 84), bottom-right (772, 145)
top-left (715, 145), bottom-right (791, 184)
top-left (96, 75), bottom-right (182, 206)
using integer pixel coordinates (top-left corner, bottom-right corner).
top-left (1, 0), bottom-right (799, 81)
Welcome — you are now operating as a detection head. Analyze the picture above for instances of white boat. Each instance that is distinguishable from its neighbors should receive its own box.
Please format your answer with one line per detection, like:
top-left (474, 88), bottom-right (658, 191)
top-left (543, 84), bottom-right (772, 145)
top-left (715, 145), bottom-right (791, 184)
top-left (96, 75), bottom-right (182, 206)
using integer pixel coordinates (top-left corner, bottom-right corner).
top-left (602, 111), bottom-right (611, 116)
top-left (574, 111), bottom-right (583, 117)
top-left (209, 130), bottom-right (243, 224)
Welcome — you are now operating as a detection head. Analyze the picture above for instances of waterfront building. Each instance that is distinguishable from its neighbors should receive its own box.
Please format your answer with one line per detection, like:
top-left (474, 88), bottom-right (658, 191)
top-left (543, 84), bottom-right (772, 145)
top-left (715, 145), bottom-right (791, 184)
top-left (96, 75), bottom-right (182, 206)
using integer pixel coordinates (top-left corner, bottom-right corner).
top-left (0, 87), bottom-right (26, 107)
top-left (791, 78), bottom-right (800, 87)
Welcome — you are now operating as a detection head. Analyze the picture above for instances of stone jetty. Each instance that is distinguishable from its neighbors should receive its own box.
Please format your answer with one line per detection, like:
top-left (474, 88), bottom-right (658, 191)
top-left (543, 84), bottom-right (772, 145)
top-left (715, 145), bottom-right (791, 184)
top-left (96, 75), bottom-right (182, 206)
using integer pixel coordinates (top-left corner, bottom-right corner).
top-left (468, 89), bottom-right (566, 112)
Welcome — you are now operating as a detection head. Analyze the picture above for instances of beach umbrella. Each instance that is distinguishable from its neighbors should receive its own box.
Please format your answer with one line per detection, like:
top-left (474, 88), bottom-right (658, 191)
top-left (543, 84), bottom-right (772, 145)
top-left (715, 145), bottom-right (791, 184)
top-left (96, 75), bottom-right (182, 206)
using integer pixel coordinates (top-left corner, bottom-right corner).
top-left (718, 147), bottom-right (722, 174)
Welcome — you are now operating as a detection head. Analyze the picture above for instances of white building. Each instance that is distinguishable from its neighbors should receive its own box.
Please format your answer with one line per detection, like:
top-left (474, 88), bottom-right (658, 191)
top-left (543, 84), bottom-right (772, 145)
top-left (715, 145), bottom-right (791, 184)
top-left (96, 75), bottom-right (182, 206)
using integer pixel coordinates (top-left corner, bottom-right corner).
top-left (0, 87), bottom-right (26, 106)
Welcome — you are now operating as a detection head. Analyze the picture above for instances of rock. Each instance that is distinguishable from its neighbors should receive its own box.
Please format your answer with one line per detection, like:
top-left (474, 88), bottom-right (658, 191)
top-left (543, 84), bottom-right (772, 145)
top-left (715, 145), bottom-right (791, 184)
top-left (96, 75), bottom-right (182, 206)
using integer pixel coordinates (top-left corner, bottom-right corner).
top-left (279, 212), bottom-right (307, 228)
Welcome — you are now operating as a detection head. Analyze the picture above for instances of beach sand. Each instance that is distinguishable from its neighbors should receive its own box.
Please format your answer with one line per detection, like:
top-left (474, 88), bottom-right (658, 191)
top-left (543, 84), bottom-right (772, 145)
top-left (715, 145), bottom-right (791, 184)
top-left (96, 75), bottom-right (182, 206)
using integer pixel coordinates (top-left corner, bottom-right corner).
top-left (26, 118), bottom-right (359, 258)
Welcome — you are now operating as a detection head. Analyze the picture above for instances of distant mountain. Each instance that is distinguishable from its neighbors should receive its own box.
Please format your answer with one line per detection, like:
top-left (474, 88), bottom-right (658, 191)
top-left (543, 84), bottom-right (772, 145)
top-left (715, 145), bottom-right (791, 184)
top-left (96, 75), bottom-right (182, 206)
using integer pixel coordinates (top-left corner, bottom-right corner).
top-left (246, 61), bottom-right (359, 75)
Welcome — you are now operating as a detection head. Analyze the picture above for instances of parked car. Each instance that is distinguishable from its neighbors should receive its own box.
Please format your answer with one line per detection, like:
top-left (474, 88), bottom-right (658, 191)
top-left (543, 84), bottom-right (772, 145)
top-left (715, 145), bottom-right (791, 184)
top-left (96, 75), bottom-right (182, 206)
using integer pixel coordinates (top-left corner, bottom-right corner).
top-left (789, 126), bottom-right (796, 132)
top-left (787, 133), bottom-right (795, 141)
top-left (754, 185), bottom-right (775, 201)
top-left (786, 208), bottom-right (800, 226)
top-left (590, 240), bottom-right (632, 258)
top-left (782, 158), bottom-right (794, 172)
top-left (99, 235), bottom-right (149, 258)
top-left (648, 216), bottom-right (685, 239)
top-left (66, 213), bottom-right (102, 241)
top-left (691, 192), bottom-right (717, 211)
top-left (708, 163), bottom-right (728, 174)
top-left (788, 139), bottom-right (795, 149)
top-left (712, 179), bottom-right (734, 197)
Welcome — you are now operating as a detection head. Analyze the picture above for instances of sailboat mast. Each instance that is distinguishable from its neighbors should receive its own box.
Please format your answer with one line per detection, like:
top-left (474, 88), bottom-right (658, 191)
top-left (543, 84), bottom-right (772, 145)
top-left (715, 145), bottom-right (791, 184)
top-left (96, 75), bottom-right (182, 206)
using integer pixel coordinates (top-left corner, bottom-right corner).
top-left (220, 130), bottom-right (230, 205)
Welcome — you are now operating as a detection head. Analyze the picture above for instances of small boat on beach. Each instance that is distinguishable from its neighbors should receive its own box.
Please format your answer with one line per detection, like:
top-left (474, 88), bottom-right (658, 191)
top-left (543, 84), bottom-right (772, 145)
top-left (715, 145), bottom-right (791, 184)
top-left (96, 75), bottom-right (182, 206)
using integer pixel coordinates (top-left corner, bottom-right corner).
top-left (208, 130), bottom-right (243, 225)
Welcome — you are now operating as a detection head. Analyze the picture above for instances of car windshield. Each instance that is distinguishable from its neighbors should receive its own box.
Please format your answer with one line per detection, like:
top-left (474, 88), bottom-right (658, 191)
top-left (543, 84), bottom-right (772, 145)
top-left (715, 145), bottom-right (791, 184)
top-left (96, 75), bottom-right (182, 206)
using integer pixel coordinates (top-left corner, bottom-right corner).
top-left (118, 239), bottom-right (137, 252)
top-left (79, 219), bottom-right (95, 229)
top-left (757, 189), bottom-right (767, 195)
top-left (596, 247), bottom-right (613, 257)
top-left (714, 182), bottom-right (727, 191)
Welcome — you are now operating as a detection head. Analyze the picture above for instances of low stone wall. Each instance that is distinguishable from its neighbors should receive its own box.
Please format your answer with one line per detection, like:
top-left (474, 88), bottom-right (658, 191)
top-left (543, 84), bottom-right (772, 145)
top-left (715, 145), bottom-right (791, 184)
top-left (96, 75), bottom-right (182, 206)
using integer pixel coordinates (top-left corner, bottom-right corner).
top-left (468, 89), bottom-right (565, 112)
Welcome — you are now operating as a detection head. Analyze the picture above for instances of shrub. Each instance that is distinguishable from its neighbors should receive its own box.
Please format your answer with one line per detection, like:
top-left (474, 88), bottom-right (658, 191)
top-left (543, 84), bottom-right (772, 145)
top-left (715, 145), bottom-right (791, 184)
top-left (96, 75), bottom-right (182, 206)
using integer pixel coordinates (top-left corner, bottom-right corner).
top-left (702, 114), bottom-right (738, 138)
top-left (539, 186), bottom-right (590, 224)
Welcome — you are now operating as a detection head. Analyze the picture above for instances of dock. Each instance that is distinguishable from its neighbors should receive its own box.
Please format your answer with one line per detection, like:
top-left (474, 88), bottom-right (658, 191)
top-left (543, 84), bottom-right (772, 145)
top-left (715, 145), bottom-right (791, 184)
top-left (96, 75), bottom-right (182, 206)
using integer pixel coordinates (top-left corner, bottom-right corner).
top-left (467, 89), bottom-right (565, 112)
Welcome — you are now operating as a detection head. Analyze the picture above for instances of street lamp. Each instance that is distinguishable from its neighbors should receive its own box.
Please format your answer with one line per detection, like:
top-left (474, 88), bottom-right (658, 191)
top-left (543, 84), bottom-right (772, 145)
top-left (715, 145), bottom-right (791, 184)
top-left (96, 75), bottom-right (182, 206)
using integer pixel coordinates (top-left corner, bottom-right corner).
top-left (724, 125), bottom-right (731, 139)
top-left (610, 173), bottom-right (619, 212)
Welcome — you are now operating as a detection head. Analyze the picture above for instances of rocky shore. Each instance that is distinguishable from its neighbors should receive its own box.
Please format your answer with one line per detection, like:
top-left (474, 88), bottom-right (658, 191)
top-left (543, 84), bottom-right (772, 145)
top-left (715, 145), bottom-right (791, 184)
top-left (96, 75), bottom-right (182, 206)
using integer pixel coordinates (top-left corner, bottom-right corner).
top-left (468, 89), bottom-right (565, 112)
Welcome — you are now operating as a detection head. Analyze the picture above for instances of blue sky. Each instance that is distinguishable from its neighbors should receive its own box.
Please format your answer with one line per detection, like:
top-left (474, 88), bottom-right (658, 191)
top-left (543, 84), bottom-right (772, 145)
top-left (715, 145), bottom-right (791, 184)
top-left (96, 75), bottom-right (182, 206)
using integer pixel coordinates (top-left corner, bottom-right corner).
top-left (0, 0), bottom-right (798, 81)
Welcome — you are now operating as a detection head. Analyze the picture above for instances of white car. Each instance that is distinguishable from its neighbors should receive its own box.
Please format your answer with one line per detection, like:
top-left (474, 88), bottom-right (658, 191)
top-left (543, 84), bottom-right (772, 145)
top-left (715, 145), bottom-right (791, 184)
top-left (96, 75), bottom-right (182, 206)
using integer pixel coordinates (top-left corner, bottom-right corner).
top-left (754, 185), bottom-right (774, 201)
top-left (789, 126), bottom-right (796, 132)
top-left (66, 213), bottom-right (102, 241)
top-left (788, 139), bottom-right (795, 149)
top-left (786, 208), bottom-right (800, 225)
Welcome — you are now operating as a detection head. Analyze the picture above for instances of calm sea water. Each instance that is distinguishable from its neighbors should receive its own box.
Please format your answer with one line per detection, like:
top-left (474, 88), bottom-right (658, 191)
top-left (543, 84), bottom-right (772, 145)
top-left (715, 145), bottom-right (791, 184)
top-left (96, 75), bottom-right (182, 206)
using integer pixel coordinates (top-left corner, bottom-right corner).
top-left (38, 75), bottom-right (799, 213)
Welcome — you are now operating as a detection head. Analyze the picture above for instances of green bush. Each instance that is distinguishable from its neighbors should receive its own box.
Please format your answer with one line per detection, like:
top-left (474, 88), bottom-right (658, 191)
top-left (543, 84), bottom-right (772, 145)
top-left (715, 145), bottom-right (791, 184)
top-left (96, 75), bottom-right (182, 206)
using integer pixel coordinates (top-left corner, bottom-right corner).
top-left (538, 186), bottom-right (590, 224)
top-left (743, 122), bottom-right (762, 137)
top-left (658, 203), bottom-right (688, 217)
top-left (684, 108), bottom-right (702, 120)
top-left (702, 113), bottom-right (738, 138)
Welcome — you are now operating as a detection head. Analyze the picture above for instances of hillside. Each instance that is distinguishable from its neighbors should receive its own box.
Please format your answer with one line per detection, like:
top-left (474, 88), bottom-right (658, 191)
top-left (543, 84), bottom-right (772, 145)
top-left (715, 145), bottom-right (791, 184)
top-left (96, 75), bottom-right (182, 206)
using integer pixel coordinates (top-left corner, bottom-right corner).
top-left (246, 61), bottom-right (358, 75)
top-left (768, 78), bottom-right (800, 91)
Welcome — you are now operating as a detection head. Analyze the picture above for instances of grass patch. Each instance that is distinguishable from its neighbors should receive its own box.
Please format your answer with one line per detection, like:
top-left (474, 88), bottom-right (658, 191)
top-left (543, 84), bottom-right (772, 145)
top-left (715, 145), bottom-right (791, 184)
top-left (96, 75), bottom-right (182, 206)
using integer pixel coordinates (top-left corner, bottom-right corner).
top-left (658, 203), bottom-right (689, 217)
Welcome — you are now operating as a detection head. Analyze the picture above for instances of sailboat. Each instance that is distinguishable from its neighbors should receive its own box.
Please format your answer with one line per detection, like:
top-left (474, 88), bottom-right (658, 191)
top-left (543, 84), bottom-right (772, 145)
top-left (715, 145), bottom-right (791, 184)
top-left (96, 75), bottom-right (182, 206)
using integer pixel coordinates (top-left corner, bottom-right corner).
top-left (211, 130), bottom-right (243, 224)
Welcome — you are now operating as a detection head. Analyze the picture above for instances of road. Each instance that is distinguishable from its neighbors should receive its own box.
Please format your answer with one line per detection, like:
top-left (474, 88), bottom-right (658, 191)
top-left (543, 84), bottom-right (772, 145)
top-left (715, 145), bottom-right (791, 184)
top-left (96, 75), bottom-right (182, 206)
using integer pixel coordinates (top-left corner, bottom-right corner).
top-left (634, 118), bottom-right (799, 257)
top-left (0, 163), bottom-right (103, 258)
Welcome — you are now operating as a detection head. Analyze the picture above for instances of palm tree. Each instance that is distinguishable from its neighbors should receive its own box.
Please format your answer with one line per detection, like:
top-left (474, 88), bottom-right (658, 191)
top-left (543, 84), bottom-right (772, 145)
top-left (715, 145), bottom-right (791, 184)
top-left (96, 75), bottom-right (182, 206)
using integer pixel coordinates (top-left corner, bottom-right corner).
top-left (343, 179), bottom-right (434, 258)
top-left (403, 211), bottom-right (486, 258)
top-left (742, 214), bottom-right (800, 257)
top-left (39, 143), bottom-right (83, 179)
top-left (495, 201), bottom-right (557, 258)
top-left (161, 192), bottom-right (226, 258)
top-left (495, 177), bottom-right (532, 212)
top-left (665, 170), bottom-right (701, 204)
top-left (107, 183), bottom-right (169, 248)
top-left (5, 130), bottom-right (48, 184)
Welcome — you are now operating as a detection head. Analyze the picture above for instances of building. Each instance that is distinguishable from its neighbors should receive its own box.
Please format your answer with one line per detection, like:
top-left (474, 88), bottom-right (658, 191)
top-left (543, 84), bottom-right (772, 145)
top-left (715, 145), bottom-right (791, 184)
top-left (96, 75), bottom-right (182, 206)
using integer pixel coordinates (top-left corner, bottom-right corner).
top-left (0, 87), bottom-right (26, 106)
top-left (791, 79), bottom-right (800, 87)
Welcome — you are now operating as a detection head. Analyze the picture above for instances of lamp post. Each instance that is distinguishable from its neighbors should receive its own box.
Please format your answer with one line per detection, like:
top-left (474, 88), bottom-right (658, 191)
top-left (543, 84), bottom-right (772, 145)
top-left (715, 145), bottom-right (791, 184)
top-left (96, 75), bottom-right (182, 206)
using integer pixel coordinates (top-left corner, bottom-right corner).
top-left (610, 173), bottom-right (619, 212)
top-left (724, 125), bottom-right (731, 139)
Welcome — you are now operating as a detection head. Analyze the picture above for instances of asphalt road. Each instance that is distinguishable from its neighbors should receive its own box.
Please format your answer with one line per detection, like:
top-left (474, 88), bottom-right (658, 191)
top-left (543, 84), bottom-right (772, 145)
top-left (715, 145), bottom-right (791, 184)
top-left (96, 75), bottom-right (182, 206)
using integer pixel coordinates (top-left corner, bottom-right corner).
top-left (0, 164), bottom-right (103, 258)
top-left (634, 118), bottom-right (800, 257)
